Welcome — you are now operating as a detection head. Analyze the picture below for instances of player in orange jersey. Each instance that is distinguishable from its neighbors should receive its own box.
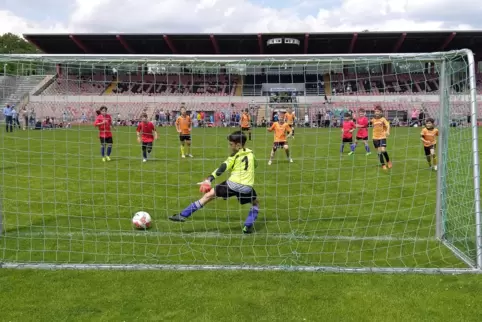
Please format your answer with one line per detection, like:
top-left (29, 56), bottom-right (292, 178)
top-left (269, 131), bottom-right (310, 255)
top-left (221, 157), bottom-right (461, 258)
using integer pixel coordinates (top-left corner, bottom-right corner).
top-left (267, 117), bottom-right (293, 165)
top-left (371, 105), bottom-right (392, 169)
top-left (175, 106), bottom-right (193, 158)
top-left (240, 108), bottom-right (252, 140)
top-left (420, 118), bottom-right (439, 171)
top-left (283, 107), bottom-right (296, 139)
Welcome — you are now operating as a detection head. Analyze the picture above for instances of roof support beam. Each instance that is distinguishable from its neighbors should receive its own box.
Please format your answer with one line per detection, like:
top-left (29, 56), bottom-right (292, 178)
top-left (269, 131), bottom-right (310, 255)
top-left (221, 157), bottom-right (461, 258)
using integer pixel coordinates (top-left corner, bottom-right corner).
top-left (163, 35), bottom-right (177, 54)
top-left (392, 32), bottom-right (406, 53)
top-left (69, 35), bottom-right (90, 53)
top-left (348, 33), bottom-right (358, 53)
top-left (304, 34), bottom-right (309, 54)
top-left (210, 35), bottom-right (220, 54)
top-left (440, 32), bottom-right (456, 50)
top-left (257, 34), bottom-right (263, 54)
top-left (23, 35), bottom-right (43, 53)
top-left (116, 35), bottom-right (135, 54)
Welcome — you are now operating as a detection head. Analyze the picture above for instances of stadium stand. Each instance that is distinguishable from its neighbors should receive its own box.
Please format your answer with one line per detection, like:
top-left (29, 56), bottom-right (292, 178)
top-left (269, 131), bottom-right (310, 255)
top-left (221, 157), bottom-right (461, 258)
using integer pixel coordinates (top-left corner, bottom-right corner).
top-left (0, 75), bottom-right (47, 106)
top-left (18, 70), bottom-right (481, 124)
top-left (38, 74), bottom-right (240, 96)
top-left (34, 71), bottom-right (482, 98)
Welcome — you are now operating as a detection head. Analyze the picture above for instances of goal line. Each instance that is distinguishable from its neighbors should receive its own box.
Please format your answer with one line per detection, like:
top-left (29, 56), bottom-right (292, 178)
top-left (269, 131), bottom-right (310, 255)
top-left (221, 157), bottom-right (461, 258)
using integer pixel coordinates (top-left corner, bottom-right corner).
top-left (9, 230), bottom-right (436, 242)
top-left (0, 262), bottom-right (480, 275)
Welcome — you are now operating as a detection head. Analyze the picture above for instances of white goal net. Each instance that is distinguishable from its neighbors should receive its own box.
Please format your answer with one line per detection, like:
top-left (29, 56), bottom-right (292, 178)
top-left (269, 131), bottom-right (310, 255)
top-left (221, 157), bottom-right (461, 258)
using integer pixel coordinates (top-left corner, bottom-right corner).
top-left (0, 51), bottom-right (480, 273)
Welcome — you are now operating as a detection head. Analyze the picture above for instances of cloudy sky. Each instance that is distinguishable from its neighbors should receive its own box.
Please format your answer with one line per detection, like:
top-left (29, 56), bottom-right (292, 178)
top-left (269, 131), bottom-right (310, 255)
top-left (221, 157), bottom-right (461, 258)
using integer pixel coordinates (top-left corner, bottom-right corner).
top-left (0, 0), bottom-right (479, 35)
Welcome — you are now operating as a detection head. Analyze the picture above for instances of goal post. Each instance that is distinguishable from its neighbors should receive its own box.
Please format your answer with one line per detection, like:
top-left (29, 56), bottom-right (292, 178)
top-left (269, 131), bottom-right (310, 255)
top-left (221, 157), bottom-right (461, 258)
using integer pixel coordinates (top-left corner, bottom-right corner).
top-left (0, 50), bottom-right (481, 273)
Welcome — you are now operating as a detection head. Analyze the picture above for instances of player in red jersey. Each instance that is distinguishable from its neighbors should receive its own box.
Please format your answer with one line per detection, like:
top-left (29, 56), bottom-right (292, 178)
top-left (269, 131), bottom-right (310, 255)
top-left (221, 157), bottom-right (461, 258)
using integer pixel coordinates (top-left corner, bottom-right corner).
top-left (340, 113), bottom-right (356, 155)
top-left (136, 112), bottom-right (158, 162)
top-left (352, 108), bottom-right (371, 156)
top-left (94, 106), bottom-right (113, 162)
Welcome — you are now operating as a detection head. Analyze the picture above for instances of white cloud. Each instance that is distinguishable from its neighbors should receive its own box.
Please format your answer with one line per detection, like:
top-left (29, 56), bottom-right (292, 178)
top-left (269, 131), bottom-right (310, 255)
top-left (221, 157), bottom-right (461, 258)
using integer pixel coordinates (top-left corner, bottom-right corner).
top-left (0, 0), bottom-right (479, 35)
top-left (0, 10), bottom-right (67, 35)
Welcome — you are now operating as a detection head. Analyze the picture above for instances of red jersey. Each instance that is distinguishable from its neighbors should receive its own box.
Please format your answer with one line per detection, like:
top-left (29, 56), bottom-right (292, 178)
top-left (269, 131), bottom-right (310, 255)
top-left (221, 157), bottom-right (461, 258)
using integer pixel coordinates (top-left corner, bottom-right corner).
top-left (137, 121), bottom-right (156, 142)
top-left (342, 121), bottom-right (356, 139)
top-left (356, 116), bottom-right (369, 138)
top-left (94, 114), bottom-right (112, 138)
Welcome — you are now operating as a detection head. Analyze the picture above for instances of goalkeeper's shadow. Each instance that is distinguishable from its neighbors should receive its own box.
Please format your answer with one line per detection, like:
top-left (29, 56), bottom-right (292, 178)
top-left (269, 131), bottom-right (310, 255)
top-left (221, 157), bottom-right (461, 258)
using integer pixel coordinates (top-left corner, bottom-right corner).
top-left (174, 218), bottom-right (268, 235)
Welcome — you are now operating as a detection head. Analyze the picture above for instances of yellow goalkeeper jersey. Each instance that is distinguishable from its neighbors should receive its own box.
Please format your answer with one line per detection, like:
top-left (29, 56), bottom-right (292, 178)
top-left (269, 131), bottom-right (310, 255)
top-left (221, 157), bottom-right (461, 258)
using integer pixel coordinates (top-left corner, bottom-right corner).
top-left (212, 148), bottom-right (257, 187)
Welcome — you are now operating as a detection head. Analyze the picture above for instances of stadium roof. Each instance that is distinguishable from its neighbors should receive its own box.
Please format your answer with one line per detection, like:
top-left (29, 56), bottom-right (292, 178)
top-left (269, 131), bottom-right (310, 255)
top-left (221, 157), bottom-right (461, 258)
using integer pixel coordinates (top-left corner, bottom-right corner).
top-left (23, 31), bottom-right (482, 56)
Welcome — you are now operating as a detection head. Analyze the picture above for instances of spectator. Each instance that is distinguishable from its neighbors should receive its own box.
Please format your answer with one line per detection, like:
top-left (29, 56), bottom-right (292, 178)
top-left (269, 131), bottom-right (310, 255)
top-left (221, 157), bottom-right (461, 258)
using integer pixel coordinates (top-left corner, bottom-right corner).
top-left (3, 104), bottom-right (13, 132)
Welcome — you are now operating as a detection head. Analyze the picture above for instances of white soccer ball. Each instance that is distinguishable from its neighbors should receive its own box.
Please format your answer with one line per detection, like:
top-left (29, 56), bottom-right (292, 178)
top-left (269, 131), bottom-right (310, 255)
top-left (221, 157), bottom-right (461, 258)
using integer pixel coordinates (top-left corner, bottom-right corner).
top-left (132, 211), bottom-right (152, 229)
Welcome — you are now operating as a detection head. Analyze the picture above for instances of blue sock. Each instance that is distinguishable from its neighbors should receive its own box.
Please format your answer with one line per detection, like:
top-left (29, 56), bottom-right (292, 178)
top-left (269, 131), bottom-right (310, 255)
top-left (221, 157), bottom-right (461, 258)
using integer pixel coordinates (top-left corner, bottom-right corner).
top-left (244, 206), bottom-right (259, 227)
top-left (142, 149), bottom-right (147, 159)
top-left (350, 144), bottom-right (356, 152)
top-left (365, 144), bottom-right (370, 152)
top-left (107, 146), bottom-right (112, 156)
top-left (180, 200), bottom-right (203, 218)
top-left (101, 145), bottom-right (105, 157)
top-left (340, 144), bottom-right (344, 153)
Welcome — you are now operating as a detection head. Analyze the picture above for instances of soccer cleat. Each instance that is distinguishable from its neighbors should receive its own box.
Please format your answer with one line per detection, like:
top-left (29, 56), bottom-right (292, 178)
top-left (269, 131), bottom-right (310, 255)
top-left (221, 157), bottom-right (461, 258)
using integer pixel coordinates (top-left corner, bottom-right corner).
top-left (289, 158), bottom-right (293, 163)
top-left (434, 165), bottom-right (438, 171)
top-left (366, 152), bottom-right (371, 156)
top-left (242, 225), bottom-right (254, 234)
top-left (106, 156), bottom-right (111, 161)
top-left (387, 161), bottom-right (393, 169)
top-left (169, 214), bottom-right (186, 222)
top-left (268, 160), bottom-right (272, 166)
top-left (181, 155), bottom-right (186, 158)
top-left (348, 151), bottom-right (354, 156)
top-left (382, 164), bottom-right (388, 170)
top-left (187, 154), bottom-right (193, 158)
top-left (143, 159), bottom-right (147, 163)
top-left (102, 157), bottom-right (106, 162)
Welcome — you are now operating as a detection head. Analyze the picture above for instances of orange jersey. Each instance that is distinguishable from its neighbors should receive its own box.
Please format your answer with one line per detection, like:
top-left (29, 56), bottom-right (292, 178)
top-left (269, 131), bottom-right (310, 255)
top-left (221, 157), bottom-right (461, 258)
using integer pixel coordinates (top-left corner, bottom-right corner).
top-left (284, 112), bottom-right (295, 125)
top-left (371, 117), bottom-right (390, 140)
top-left (421, 127), bottom-right (439, 147)
top-left (240, 113), bottom-right (250, 128)
top-left (269, 122), bottom-right (291, 142)
top-left (176, 115), bottom-right (191, 135)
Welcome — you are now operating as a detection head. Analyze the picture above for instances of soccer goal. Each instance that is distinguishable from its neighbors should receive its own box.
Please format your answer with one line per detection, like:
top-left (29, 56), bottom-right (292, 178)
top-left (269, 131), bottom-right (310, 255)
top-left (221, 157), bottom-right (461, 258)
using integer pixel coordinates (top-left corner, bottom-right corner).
top-left (0, 50), bottom-right (480, 273)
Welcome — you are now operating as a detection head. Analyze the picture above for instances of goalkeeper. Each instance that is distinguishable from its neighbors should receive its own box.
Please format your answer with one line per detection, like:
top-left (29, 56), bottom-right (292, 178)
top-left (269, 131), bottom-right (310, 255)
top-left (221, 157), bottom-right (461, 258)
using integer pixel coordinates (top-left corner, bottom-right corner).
top-left (169, 131), bottom-right (259, 234)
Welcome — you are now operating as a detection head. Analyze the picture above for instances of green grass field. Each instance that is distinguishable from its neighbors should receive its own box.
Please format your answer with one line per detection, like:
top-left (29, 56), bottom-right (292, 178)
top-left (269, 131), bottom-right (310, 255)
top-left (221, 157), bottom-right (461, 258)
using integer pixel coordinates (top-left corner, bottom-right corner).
top-left (1, 124), bottom-right (481, 321)
top-left (0, 125), bottom-right (477, 268)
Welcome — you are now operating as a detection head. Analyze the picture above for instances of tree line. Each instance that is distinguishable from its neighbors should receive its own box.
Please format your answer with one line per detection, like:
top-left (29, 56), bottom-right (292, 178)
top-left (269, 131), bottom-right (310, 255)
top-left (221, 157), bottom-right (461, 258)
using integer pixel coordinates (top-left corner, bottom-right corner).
top-left (0, 33), bottom-right (41, 75)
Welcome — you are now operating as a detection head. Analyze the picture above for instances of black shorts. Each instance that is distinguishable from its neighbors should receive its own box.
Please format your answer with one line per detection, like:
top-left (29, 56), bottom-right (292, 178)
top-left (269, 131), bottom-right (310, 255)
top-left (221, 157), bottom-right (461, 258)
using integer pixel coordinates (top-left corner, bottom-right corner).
top-left (100, 137), bottom-right (113, 144)
top-left (273, 141), bottom-right (287, 150)
top-left (142, 141), bottom-right (153, 148)
top-left (373, 139), bottom-right (387, 148)
top-left (342, 138), bottom-right (353, 143)
top-left (356, 136), bottom-right (368, 141)
top-left (241, 127), bottom-right (251, 131)
top-left (424, 145), bottom-right (436, 156)
top-left (214, 181), bottom-right (257, 205)
top-left (179, 135), bottom-right (191, 142)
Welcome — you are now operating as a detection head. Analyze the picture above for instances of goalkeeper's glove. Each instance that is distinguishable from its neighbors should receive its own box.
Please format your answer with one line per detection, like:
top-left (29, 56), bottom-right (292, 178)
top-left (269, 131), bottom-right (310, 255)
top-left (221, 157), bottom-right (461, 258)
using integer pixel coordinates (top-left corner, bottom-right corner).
top-left (199, 179), bottom-right (212, 193)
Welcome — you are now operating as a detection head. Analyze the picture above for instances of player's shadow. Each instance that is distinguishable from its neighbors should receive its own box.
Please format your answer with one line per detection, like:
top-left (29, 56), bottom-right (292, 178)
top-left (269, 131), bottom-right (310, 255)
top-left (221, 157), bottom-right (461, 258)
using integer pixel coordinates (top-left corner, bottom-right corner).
top-left (172, 216), bottom-right (267, 235)
top-left (0, 166), bottom-right (17, 171)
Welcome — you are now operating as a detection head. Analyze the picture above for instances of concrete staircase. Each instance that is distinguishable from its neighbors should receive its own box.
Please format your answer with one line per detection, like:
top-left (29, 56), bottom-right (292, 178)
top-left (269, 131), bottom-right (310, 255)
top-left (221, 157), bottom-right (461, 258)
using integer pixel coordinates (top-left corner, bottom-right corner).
top-left (0, 75), bottom-right (46, 107)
